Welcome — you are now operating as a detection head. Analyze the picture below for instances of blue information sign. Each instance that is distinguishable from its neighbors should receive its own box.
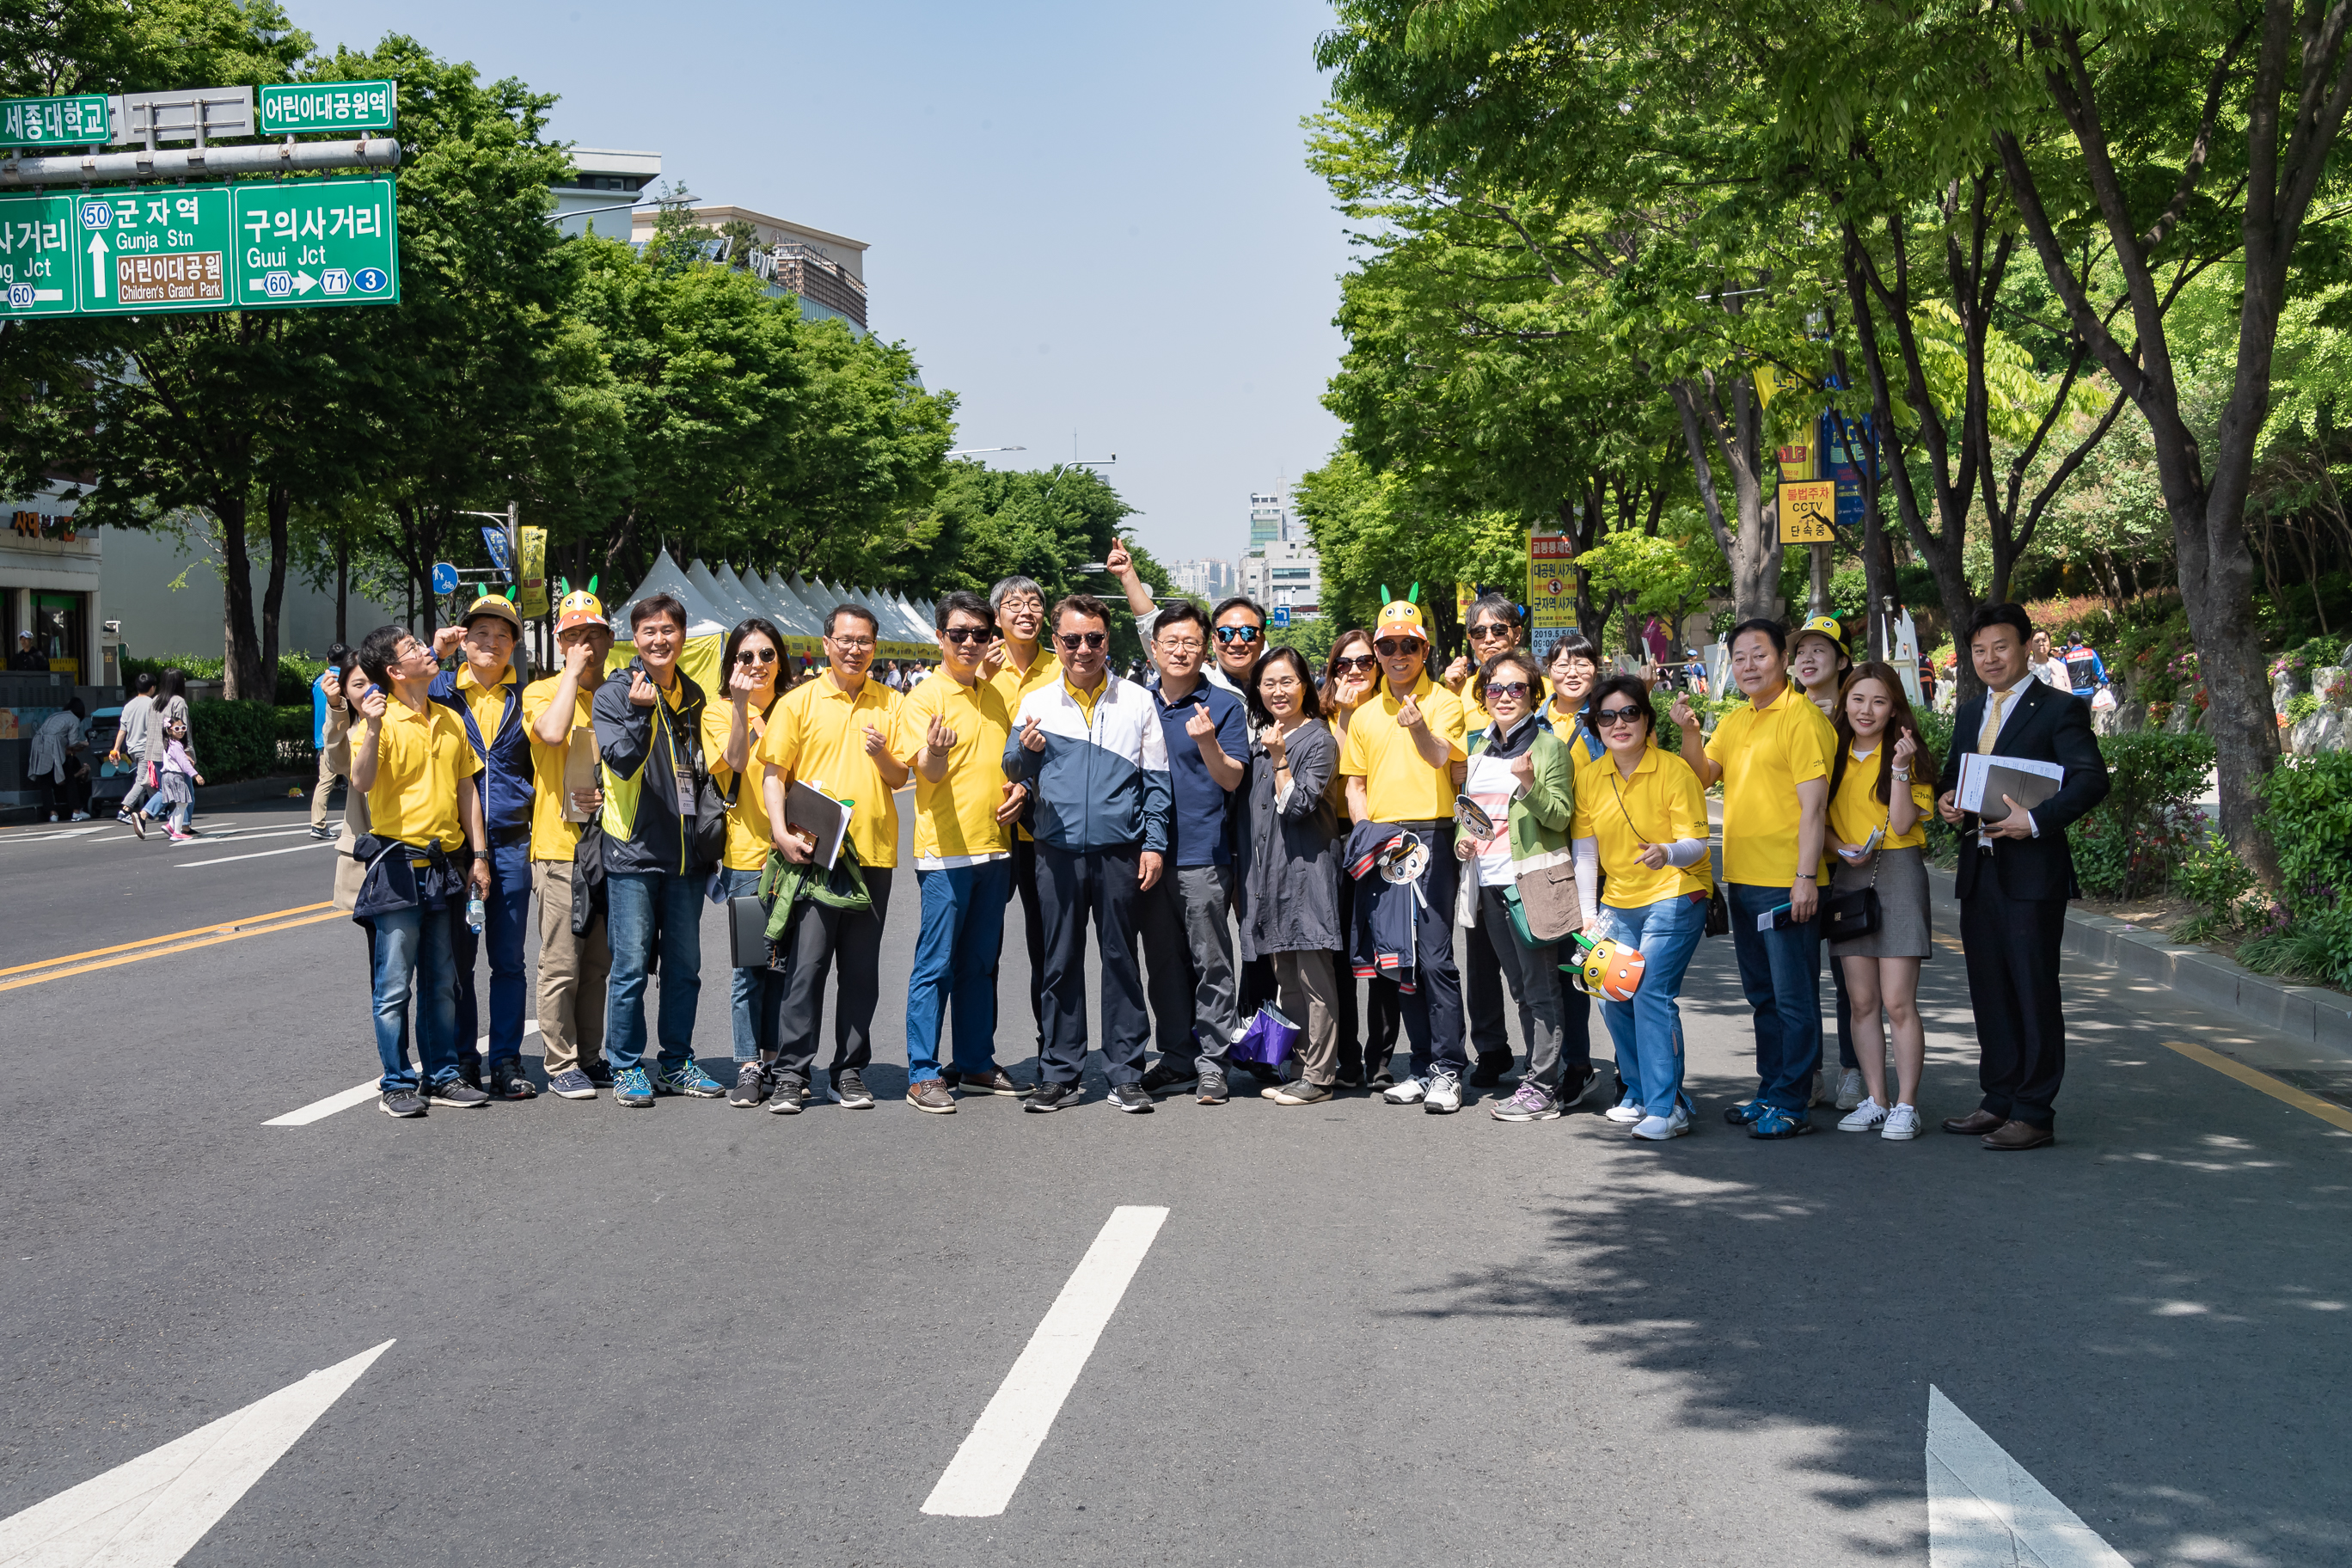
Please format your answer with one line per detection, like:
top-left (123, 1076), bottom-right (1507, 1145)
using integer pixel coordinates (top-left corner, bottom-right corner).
top-left (431, 561), bottom-right (458, 594)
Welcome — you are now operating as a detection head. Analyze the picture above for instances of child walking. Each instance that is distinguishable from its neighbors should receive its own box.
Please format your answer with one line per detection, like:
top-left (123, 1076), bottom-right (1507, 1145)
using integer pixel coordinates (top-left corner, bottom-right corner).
top-left (147, 716), bottom-right (205, 842)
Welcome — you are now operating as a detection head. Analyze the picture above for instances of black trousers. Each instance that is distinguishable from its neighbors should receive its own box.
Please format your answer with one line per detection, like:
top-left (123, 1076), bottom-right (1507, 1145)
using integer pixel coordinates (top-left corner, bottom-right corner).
top-left (1958, 880), bottom-right (2068, 1126)
top-left (1035, 842), bottom-right (1148, 1087)
top-left (1008, 836), bottom-right (1046, 1051)
top-left (769, 867), bottom-right (894, 1082)
top-left (1331, 870), bottom-right (1400, 1079)
top-left (1393, 819), bottom-right (1467, 1076)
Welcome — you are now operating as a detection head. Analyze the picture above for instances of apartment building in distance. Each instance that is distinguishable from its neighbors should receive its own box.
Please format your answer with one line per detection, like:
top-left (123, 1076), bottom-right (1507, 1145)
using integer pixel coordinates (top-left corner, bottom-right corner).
top-left (1169, 559), bottom-right (1237, 600)
top-left (1240, 541), bottom-right (1321, 619)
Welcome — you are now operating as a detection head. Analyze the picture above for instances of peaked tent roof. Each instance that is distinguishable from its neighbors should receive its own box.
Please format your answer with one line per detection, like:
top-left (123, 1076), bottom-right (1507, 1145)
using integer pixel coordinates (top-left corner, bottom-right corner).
top-left (728, 565), bottom-right (818, 637)
top-left (609, 547), bottom-right (730, 638)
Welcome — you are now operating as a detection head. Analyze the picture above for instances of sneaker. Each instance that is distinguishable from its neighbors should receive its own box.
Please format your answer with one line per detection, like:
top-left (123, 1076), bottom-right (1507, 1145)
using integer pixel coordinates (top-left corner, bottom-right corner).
top-left (1809, 1069), bottom-right (1832, 1107)
top-left (908, 1079), bottom-right (957, 1113)
top-left (767, 1074), bottom-right (807, 1114)
top-left (489, 1059), bottom-right (538, 1099)
top-left (379, 1087), bottom-right (426, 1118)
top-left (1834, 1068), bottom-right (1866, 1112)
top-left (952, 1065), bottom-right (1027, 1096)
top-left (727, 1061), bottom-right (769, 1108)
top-left (1723, 1098), bottom-right (1767, 1125)
top-left (1365, 1063), bottom-right (1396, 1090)
top-left (1333, 1068), bottom-right (1363, 1090)
top-left (1381, 1074), bottom-right (1429, 1106)
top-left (1748, 1105), bottom-right (1814, 1139)
top-left (582, 1058), bottom-right (615, 1088)
top-left (1265, 1078), bottom-right (1332, 1106)
top-left (1140, 1062), bottom-right (1197, 1095)
top-left (1632, 1106), bottom-right (1693, 1140)
top-left (457, 1054), bottom-right (482, 1091)
top-left (1839, 1098), bottom-right (1889, 1133)
top-left (1491, 1081), bottom-right (1561, 1123)
top-left (45, 812), bottom-right (57, 823)
top-left (307, 824), bottom-right (335, 841)
top-left (832, 1068), bottom-right (875, 1108)
top-left (1468, 1050), bottom-right (1514, 1087)
top-left (165, 830), bottom-right (193, 843)
top-left (656, 1060), bottom-right (726, 1098)
top-left (547, 1069), bottom-right (596, 1100)
top-left (69, 811), bottom-right (89, 823)
top-left (1882, 1105), bottom-right (1923, 1141)
top-left (613, 1066), bottom-right (655, 1107)
top-left (427, 1076), bottom-right (489, 1108)
top-left (1025, 1081), bottom-right (1080, 1113)
top-left (1605, 1093), bottom-right (1645, 1125)
top-left (1424, 1070), bottom-right (1464, 1114)
top-left (1196, 1069), bottom-right (1228, 1106)
top-left (129, 812), bottom-right (145, 840)
top-left (1108, 1083), bottom-right (1154, 1113)
top-left (1560, 1064), bottom-right (1602, 1109)
top-left (114, 809), bottom-right (135, 825)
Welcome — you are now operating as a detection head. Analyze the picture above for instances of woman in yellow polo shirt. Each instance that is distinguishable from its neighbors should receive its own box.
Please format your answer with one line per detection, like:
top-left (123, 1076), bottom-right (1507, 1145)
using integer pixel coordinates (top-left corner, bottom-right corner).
top-left (1824, 662), bottom-right (1939, 1141)
top-left (707, 617), bottom-right (790, 1106)
top-left (1572, 675), bottom-right (1712, 1140)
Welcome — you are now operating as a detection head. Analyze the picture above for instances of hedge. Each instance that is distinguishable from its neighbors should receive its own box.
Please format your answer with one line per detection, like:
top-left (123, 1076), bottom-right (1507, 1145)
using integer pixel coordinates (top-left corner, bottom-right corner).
top-left (2239, 750), bottom-right (2352, 988)
top-left (2071, 732), bottom-right (2213, 900)
top-left (123, 652), bottom-right (328, 705)
top-left (185, 701), bottom-right (317, 784)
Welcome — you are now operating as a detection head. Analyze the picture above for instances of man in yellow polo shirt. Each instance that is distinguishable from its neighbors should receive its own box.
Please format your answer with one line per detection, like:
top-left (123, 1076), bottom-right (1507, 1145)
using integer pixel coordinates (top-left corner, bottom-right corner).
top-left (891, 591), bottom-right (1032, 1112)
top-left (1339, 593), bottom-right (1472, 1111)
top-left (984, 574), bottom-right (1058, 1057)
top-left (1671, 617), bottom-right (1835, 1139)
top-left (522, 588), bottom-right (615, 1099)
top-left (350, 624), bottom-right (491, 1119)
top-left (757, 602), bottom-right (909, 1111)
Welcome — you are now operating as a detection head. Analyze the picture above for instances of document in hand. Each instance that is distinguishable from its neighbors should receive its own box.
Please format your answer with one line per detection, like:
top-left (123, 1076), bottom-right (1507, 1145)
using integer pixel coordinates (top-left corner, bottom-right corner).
top-left (563, 726), bottom-right (598, 822)
top-left (784, 780), bottom-right (853, 869)
top-left (1957, 752), bottom-right (2067, 822)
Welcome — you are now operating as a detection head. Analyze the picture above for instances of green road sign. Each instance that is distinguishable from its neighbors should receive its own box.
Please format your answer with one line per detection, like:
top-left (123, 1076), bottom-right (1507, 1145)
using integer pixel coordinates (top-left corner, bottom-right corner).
top-left (230, 178), bottom-right (397, 308)
top-left (0, 192), bottom-right (82, 315)
top-left (258, 81), bottom-right (396, 136)
top-left (78, 185), bottom-right (236, 313)
top-left (1, 95), bottom-right (112, 147)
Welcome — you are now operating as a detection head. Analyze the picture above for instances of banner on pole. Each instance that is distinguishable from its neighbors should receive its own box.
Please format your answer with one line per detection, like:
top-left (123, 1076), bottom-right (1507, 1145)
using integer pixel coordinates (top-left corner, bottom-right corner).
top-left (518, 527), bottom-right (548, 618)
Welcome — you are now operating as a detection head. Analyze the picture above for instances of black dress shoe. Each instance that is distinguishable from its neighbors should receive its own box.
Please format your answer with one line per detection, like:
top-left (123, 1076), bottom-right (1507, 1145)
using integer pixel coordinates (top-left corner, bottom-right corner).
top-left (1982, 1119), bottom-right (2055, 1151)
top-left (1942, 1109), bottom-right (2005, 1136)
top-left (1468, 1051), bottom-right (1514, 1088)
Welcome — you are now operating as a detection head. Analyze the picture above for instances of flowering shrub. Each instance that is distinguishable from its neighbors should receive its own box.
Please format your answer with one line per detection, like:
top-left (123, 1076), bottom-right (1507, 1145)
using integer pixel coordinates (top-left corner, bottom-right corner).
top-left (2072, 732), bottom-right (2214, 900)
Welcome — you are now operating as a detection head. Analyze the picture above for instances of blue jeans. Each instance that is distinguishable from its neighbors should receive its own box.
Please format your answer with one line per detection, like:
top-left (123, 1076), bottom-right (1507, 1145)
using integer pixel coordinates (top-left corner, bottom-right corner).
top-left (1595, 892), bottom-right (1706, 1116)
top-left (1726, 882), bottom-right (1823, 1112)
top-left (906, 859), bottom-right (1012, 1083)
top-left (725, 867), bottom-right (787, 1064)
top-left (368, 903), bottom-right (462, 1093)
top-left (606, 869), bottom-right (705, 1075)
top-left (454, 840), bottom-right (532, 1066)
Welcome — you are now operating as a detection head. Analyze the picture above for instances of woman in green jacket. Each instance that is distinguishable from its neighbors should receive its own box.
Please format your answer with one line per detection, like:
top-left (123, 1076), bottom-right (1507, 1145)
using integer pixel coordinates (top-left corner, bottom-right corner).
top-left (1455, 646), bottom-right (1592, 1121)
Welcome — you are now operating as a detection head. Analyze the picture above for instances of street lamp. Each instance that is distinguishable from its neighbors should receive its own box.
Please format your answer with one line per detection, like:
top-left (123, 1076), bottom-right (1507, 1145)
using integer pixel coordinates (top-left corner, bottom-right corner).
top-left (946, 445), bottom-right (1027, 457)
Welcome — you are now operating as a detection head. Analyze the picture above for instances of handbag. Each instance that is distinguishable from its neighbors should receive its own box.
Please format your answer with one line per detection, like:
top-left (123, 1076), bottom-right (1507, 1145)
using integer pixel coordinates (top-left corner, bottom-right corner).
top-left (1820, 847), bottom-right (1884, 941)
top-left (1227, 1005), bottom-right (1300, 1069)
top-left (1703, 884), bottom-right (1730, 937)
top-left (1504, 862), bottom-right (1580, 946)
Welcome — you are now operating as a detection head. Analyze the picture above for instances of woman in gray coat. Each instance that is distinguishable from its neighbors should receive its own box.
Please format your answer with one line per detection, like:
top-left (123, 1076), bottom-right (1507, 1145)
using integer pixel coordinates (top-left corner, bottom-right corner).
top-left (1237, 646), bottom-right (1344, 1104)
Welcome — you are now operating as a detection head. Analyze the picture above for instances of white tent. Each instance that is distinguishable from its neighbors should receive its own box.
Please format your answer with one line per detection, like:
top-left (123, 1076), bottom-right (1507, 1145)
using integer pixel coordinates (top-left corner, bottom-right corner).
top-left (607, 547), bottom-right (732, 693)
top-left (686, 558), bottom-right (758, 628)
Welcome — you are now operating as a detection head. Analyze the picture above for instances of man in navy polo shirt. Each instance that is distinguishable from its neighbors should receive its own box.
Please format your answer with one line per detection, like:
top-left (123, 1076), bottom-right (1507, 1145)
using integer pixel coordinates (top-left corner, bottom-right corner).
top-left (1130, 600), bottom-right (1251, 1105)
top-left (430, 595), bottom-right (539, 1099)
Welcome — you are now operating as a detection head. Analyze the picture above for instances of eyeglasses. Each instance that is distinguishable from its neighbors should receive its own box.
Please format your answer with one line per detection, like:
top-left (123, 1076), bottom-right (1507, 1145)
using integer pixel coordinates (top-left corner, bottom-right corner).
top-left (1057, 631), bottom-right (1109, 651)
top-left (1595, 706), bottom-right (1646, 726)
top-left (1259, 677), bottom-right (1302, 693)
top-left (1332, 654), bottom-right (1376, 674)
top-left (1156, 637), bottom-right (1204, 652)
top-left (1552, 658), bottom-right (1596, 676)
top-left (829, 635), bottom-right (876, 651)
top-left (1485, 680), bottom-right (1533, 701)
top-left (1374, 638), bottom-right (1421, 658)
top-left (940, 627), bottom-right (996, 646)
top-left (1214, 625), bottom-right (1262, 645)
top-left (1467, 622), bottom-right (1514, 641)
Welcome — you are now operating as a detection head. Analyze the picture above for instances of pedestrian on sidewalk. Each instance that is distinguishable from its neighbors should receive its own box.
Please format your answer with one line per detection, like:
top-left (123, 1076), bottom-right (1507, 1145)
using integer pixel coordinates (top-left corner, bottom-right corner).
top-left (594, 594), bottom-right (729, 1108)
top-left (29, 699), bottom-right (91, 822)
top-left (111, 672), bottom-right (158, 826)
top-left (1671, 619), bottom-right (1836, 1141)
top-left (1322, 630), bottom-right (1399, 1088)
top-left (1002, 593), bottom-right (1173, 1114)
top-left (1827, 663), bottom-right (1939, 1141)
top-left (1936, 604), bottom-right (2110, 1151)
top-left (309, 648), bottom-right (350, 840)
top-left (707, 616), bottom-right (788, 1107)
top-left (756, 603), bottom-right (906, 1113)
top-left (523, 588), bottom-right (616, 1100)
top-left (1238, 646), bottom-right (1344, 1106)
top-left (349, 625), bottom-right (492, 1118)
top-left (1791, 614), bottom-right (1863, 1112)
top-left (893, 591), bottom-right (1031, 1113)
top-left (1575, 676), bottom-right (1712, 1140)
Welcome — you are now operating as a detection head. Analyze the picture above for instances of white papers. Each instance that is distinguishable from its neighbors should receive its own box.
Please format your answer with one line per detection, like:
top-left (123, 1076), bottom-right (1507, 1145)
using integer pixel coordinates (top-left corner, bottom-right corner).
top-left (784, 779), bottom-right (853, 869)
top-left (1838, 823), bottom-right (1885, 862)
top-left (1755, 904), bottom-right (1790, 934)
top-left (562, 726), bottom-right (597, 822)
top-left (1957, 752), bottom-right (2065, 818)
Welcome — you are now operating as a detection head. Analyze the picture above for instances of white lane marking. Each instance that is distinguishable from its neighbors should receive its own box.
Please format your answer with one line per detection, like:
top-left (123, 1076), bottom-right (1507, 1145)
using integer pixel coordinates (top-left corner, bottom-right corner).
top-left (0, 1338), bottom-right (393, 1565)
top-left (922, 1205), bottom-right (1169, 1517)
top-left (175, 842), bottom-right (338, 869)
top-left (1927, 1386), bottom-right (2131, 1567)
top-left (265, 1026), bottom-right (540, 1124)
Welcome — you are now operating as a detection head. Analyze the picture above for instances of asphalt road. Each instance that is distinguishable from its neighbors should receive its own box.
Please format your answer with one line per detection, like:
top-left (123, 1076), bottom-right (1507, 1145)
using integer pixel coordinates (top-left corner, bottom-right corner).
top-left (3, 799), bottom-right (2348, 1567)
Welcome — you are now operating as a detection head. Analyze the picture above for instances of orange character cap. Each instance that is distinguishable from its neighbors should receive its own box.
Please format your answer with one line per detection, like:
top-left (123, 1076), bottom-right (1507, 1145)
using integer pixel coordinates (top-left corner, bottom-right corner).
top-left (1375, 583), bottom-right (1428, 644)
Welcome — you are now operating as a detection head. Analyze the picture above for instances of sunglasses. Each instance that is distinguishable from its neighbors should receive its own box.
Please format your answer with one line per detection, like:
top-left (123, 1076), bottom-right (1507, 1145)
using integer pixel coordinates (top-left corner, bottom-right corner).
top-left (735, 647), bottom-right (778, 665)
top-left (1374, 638), bottom-right (1421, 658)
top-left (940, 627), bottom-right (997, 646)
top-left (1467, 622), bottom-right (1514, 640)
top-left (1485, 680), bottom-right (1533, 701)
top-left (1595, 705), bottom-right (1646, 726)
top-left (1214, 625), bottom-right (1263, 645)
top-left (1057, 631), bottom-right (1109, 651)
top-left (1332, 654), bottom-right (1377, 674)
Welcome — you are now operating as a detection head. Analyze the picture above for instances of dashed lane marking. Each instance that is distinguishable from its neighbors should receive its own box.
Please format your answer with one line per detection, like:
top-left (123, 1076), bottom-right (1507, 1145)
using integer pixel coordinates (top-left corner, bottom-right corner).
top-left (922, 1205), bottom-right (1169, 1517)
top-left (266, 1026), bottom-right (541, 1124)
top-left (175, 839), bottom-right (340, 868)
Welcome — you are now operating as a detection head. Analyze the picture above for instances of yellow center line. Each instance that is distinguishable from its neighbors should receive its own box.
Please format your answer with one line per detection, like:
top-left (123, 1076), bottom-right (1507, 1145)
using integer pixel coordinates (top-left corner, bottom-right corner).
top-left (2162, 1038), bottom-right (2352, 1134)
top-left (0, 903), bottom-right (341, 992)
top-left (0, 901), bottom-right (335, 977)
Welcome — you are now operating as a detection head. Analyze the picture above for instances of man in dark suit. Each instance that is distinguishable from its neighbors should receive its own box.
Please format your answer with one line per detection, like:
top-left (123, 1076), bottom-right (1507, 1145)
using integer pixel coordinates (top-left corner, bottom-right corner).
top-left (1936, 603), bottom-right (2110, 1149)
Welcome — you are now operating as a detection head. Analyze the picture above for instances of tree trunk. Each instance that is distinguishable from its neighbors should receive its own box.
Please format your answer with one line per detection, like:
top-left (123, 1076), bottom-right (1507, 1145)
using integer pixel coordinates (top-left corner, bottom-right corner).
top-left (260, 481), bottom-right (291, 696)
top-left (335, 530), bottom-right (350, 647)
top-left (1669, 374), bottom-right (1780, 625)
top-left (215, 495), bottom-right (266, 701)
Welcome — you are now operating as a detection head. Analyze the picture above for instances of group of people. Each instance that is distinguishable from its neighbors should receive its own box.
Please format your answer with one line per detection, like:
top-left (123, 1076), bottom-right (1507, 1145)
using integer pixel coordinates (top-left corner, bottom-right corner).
top-left (323, 548), bottom-right (2108, 1149)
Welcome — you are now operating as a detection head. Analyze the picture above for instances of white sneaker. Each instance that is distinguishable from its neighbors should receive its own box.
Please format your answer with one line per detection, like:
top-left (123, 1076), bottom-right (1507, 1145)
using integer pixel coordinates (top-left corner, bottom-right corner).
top-left (1834, 1068), bottom-right (1865, 1111)
top-left (1881, 1104), bottom-right (1922, 1141)
top-left (1809, 1069), bottom-right (1832, 1106)
top-left (1381, 1074), bottom-right (1428, 1106)
top-left (70, 811), bottom-right (90, 822)
top-left (1604, 1093), bottom-right (1645, 1124)
top-left (1838, 1098), bottom-right (1889, 1132)
top-left (1631, 1106), bottom-right (1691, 1140)
top-left (1423, 1070), bottom-right (1463, 1114)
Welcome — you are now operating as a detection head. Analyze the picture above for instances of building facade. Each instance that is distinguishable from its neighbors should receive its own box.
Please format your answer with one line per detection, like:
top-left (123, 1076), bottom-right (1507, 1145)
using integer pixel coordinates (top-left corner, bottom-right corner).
top-left (1169, 558), bottom-right (1236, 600)
top-left (1239, 541), bottom-right (1322, 619)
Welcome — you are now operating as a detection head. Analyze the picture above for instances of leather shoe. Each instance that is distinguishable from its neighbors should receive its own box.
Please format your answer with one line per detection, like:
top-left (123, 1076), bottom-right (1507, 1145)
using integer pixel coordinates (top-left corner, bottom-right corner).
top-left (1982, 1119), bottom-right (2055, 1151)
top-left (1942, 1109), bottom-right (2005, 1136)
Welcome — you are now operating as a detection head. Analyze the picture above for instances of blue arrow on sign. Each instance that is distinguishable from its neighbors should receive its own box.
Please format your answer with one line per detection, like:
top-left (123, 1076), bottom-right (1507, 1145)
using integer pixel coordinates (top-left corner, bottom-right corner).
top-left (431, 561), bottom-right (458, 594)
top-left (1271, 606), bottom-right (1292, 628)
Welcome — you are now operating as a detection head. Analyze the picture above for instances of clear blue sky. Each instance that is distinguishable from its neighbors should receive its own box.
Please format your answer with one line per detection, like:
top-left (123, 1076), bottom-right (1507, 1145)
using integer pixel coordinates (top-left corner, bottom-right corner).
top-left (287, 0), bottom-right (1351, 566)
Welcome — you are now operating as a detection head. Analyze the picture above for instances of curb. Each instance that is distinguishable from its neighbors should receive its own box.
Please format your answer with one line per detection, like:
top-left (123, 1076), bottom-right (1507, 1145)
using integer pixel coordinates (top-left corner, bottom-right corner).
top-left (191, 773), bottom-right (318, 811)
top-left (1922, 862), bottom-right (2352, 1059)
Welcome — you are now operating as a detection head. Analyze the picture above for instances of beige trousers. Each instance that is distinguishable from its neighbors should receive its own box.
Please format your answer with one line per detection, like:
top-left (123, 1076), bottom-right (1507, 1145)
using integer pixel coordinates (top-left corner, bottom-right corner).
top-left (309, 748), bottom-right (341, 830)
top-left (533, 860), bottom-right (610, 1075)
top-left (1271, 949), bottom-right (1341, 1085)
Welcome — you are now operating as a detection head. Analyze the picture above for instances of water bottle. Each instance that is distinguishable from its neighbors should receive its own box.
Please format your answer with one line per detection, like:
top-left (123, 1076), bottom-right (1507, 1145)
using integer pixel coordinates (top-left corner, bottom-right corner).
top-left (466, 891), bottom-right (485, 934)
